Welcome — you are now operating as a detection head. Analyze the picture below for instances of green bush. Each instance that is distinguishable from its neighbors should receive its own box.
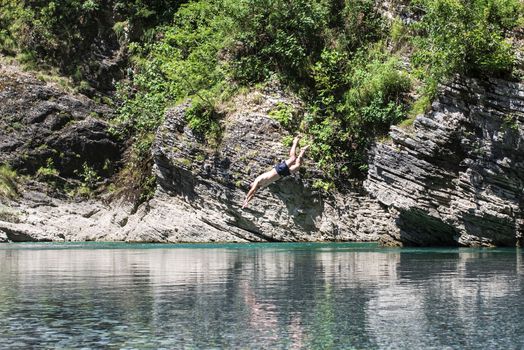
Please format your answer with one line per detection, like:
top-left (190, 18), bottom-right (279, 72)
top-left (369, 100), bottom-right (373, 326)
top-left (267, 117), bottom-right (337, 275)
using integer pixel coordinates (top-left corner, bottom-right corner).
top-left (227, 0), bottom-right (330, 84)
top-left (269, 103), bottom-right (300, 131)
top-left (115, 0), bottom-right (409, 183)
top-left (307, 45), bottom-right (411, 178)
top-left (0, 165), bottom-right (18, 199)
top-left (411, 0), bottom-right (523, 101)
top-left (0, 0), bottom-right (184, 81)
top-left (112, 0), bottom-right (232, 140)
top-left (36, 158), bottom-right (59, 178)
top-left (185, 97), bottom-right (223, 146)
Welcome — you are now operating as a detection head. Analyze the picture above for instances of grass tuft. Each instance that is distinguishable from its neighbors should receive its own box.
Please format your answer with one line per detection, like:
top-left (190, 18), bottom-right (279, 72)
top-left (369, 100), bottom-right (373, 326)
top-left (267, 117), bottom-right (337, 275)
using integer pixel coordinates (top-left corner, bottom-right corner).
top-left (0, 165), bottom-right (18, 199)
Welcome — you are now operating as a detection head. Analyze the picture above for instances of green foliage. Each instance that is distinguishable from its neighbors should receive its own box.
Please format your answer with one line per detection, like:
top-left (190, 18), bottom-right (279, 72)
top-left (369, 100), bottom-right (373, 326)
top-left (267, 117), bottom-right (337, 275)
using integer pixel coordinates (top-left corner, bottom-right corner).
top-left (502, 113), bottom-right (519, 132)
top-left (411, 0), bottom-right (523, 100)
top-left (227, 0), bottom-right (330, 83)
top-left (0, 165), bottom-right (18, 199)
top-left (36, 158), bottom-right (59, 178)
top-left (112, 0), bottom-right (232, 140)
top-left (0, 0), bottom-right (184, 81)
top-left (308, 46), bottom-right (411, 178)
top-left (390, 18), bottom-right (408, 47)
top-left (185, 98), bottom-right (223, 145)
top-left (109, 0), bottom-right (233, 202)
top-left (79, 162), bottom-right (101, 189)
top-left (0, 1), bottom-right (30, 55)
top-left (228, 0), bottom-right (383, 85)
top-left (269, 103), bottom-right (299, 131)
top-left (312, 179), bottom-right (335, 192)
top-left (111, 132), bottom-right (157, 205)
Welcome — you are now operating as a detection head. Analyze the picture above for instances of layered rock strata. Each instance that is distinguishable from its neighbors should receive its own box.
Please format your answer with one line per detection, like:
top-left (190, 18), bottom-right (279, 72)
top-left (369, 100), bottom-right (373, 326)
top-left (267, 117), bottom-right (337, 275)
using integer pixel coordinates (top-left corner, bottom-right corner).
top-left (2, 62), bottom-right (524, 246)
top-left (365, 77), bottom-right (524, 246)
top-left (0, 63), bottom-right (121, 180)
top-left (136, 86), bottom-right (395, 242)
top-left (0, 80), bottom-right (395, 243)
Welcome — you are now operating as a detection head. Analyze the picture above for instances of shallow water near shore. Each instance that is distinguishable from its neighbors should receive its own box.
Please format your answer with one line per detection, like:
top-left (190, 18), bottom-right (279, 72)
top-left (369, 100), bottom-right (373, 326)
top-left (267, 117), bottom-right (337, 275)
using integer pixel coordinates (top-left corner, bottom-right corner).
top-left (0, 242), bottom-right (523, 349)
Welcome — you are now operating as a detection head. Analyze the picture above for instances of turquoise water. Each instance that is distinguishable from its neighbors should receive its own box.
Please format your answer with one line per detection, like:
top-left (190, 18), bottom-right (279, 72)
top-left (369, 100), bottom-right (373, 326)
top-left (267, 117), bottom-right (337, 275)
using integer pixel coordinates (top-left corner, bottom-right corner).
top-left (0, 242), bottom-right (523, 349)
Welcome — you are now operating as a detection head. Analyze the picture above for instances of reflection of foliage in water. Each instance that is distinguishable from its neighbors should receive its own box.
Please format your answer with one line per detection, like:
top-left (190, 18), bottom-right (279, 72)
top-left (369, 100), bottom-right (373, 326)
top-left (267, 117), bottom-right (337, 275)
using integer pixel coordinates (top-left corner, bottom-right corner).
top-left (308, 283), bottom-right (336, 349)
top-left (0, 246), bottom-right (522, 348)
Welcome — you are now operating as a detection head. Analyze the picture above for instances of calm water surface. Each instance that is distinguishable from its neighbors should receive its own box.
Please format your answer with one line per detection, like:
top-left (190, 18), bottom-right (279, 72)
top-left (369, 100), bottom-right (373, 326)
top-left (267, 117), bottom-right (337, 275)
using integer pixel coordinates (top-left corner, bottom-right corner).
top-left (0, 242), bottom-right (523, 349)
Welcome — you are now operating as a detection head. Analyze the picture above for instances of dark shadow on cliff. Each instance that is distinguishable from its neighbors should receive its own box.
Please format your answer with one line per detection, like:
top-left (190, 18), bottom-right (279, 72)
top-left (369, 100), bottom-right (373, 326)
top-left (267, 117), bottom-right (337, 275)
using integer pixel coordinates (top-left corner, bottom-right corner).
top-left (461, 212), bottom-right (517, 246)
top-left (154, 151), bottom-right (198, 201)
top-left (396, 208), bottom-right (460, 246)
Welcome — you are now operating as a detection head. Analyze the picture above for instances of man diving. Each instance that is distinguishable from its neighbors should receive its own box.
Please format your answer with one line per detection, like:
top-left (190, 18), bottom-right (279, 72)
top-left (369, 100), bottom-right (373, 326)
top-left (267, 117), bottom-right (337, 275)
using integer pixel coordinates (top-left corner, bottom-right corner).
top-left (242, 136), bottom-right (309, 209)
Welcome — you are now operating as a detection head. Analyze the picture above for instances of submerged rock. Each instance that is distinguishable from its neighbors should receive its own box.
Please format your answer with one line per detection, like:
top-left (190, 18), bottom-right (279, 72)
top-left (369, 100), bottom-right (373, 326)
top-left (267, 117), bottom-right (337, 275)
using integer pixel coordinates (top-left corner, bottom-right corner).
top-left (365, 77), bottom-right (524, 246)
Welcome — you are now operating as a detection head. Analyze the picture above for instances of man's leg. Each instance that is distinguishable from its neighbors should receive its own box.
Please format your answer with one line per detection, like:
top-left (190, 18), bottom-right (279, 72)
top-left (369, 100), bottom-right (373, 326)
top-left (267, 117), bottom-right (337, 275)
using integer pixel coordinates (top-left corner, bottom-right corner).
top-left (289, 145), bottom-right (309, 174)
top-left (286, 136), bottom-right (300, 166)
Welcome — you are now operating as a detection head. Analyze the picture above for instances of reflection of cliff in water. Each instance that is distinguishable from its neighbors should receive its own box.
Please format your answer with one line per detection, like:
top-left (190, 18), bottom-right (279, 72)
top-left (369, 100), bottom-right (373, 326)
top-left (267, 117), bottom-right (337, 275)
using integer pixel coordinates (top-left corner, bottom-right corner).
top-left (0, 246), bottom-right (522, 348)
top-left (368, 250), bottom-right (523, 349)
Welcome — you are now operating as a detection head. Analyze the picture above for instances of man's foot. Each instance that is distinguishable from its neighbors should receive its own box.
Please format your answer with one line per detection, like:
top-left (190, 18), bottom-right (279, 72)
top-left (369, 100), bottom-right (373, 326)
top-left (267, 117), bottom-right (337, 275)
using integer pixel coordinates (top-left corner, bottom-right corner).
top-left (295, 145), bottom-right (309, 160)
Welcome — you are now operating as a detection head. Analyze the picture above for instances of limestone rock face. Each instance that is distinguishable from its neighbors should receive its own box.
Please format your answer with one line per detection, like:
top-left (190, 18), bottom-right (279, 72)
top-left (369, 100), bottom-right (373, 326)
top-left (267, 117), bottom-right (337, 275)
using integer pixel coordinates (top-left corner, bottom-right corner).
top-left (365, 77), bottom-right (524, 247)
top-left (0, 64), bottom-right (121, 180)
top-left (0, 82), bottom-right (394, 243)
top-left (147, 87), bottom-right (394, 242)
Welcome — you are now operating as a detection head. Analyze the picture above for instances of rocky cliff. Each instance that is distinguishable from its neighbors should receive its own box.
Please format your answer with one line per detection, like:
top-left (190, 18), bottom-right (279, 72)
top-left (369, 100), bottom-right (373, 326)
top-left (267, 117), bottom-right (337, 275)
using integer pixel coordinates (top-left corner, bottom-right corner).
top-left (0, 63), bottom-right (122, 184)
top-left (145, 86), bottom-right (394, 242)
top-left (0, 73), bottom-right (394, 243)
top-left (365, 77), bottom-right (524, 247)
top-left (2, 62), bottom-right (524, 246)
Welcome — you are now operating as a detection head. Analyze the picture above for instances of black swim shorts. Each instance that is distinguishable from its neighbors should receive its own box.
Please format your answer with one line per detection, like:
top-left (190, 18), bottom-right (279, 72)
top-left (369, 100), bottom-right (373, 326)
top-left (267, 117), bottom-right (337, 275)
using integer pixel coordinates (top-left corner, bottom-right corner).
top-left (275, 161), bottom-right (291, 177)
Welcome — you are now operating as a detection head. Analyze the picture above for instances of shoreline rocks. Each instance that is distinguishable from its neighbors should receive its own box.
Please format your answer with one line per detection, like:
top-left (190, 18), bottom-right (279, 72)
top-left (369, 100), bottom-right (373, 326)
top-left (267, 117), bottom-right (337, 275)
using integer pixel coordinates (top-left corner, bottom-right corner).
top-left (1, 63), bottom-right (523, 246)
top-left (365, 77), bottom-right (524, 247)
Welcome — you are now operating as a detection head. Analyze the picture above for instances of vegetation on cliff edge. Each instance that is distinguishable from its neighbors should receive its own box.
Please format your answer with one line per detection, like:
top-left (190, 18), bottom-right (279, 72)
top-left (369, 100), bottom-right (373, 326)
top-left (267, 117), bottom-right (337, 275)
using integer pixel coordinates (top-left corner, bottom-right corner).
top-left (0, 165), bottom-right (18, 199)
top-left (113, 0), bottom-right (523, 184)
top-left (1, 0), bottom-right (523, 196)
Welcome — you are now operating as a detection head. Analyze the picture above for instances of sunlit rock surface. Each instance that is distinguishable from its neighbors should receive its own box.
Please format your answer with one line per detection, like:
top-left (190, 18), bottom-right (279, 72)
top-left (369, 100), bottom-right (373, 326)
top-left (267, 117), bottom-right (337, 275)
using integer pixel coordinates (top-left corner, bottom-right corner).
top-left (366, 77), bottom-right (524, 246)
top-left (140, 86), bottom-right (394, 242)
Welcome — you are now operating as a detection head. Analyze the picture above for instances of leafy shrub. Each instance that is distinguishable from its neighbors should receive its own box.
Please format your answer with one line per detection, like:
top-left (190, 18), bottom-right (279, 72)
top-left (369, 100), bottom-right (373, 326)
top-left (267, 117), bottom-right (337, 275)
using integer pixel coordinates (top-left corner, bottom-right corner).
top-left (79, 163), bottom-right (101, 189)
top-left (307, 45), bottom-right (411, 178)
top-left (109, 0), bottom-right (232, 204)
top-left (0, 165), bottom-right (18, 199)
top-left (185, 97), bottom-right (223, 146)
top-left (0, 0), bottom-right (185, 84)
top-left (227, 0), bottom-right (330, 84)
top-left (269, 103), bottom-right (300, 131)
top-left (112, 0), bottom-right (232, 140)
top-left (36, 158), bottom-right (59, 178)
top-left (411, 0), bottom-right (523, 101)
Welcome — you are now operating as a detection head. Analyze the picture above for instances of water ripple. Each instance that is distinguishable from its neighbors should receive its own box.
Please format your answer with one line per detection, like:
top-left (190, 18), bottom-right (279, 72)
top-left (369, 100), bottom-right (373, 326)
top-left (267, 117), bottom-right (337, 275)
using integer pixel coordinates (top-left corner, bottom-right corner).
top-left (0, 243), bottom-right (522, 349)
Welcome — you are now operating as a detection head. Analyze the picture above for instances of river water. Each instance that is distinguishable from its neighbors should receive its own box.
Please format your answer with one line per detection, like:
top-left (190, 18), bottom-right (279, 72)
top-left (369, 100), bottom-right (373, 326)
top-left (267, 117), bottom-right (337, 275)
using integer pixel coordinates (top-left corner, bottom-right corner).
top-left (0, 242), bottom-right (522, 349)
